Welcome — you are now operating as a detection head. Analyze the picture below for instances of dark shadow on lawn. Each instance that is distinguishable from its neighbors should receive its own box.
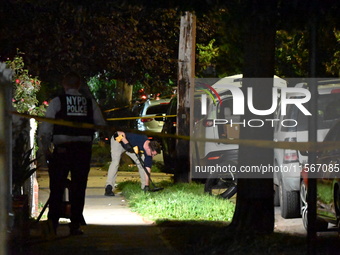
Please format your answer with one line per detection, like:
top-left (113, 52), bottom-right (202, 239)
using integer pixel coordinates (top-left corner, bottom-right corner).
top-left (9, 221), bottom-right (340, 255)
top-left (158, 220), bottom-right (340, 255)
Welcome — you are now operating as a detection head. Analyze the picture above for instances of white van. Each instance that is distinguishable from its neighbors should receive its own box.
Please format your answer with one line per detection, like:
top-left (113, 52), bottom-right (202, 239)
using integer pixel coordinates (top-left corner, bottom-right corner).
top-left (192, 74), bottom-right (287, 180)
top-left (273, 79), bottom-right (340, 219)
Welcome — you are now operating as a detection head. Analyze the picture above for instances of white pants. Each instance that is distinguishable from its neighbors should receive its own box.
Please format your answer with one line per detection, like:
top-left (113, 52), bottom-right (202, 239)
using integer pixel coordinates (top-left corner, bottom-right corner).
top-left (105, 136), bottom-right (147, 189)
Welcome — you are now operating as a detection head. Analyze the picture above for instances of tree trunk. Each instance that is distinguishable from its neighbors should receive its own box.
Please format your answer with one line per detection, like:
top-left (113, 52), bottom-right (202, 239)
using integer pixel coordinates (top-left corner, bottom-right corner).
top-left (230, 0), bottom-right (277, 234)
top-left (116, 80), bottom-right (132, 106)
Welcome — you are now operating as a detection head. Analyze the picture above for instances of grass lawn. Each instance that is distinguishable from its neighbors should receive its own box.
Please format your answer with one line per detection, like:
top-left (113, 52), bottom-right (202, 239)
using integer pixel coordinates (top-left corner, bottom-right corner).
top-left (119, 180), bottom-right (340, 254)
top-left (118, 180), bottom-right (235, 223)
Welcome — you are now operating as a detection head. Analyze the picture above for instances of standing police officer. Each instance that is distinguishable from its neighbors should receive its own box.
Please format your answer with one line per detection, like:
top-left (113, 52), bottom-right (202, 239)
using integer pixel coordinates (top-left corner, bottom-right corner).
top-left (39, 71), bottom-right (106, 236)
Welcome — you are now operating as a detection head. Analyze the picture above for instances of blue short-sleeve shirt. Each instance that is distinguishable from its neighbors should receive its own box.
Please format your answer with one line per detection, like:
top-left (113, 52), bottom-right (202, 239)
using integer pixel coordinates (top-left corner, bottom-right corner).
top-left (125, 133), bottom-right (153, 168)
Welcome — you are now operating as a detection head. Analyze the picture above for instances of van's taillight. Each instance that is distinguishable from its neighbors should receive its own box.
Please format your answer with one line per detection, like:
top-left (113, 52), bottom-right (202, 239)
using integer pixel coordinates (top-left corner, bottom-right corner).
top-left (141, 118), bottom-right (153, 123)
top-left (331, 89), bottom-right (340, 94)
top-left (301, 166), bottom-right (309, 185)
top-left (283, 150), bottom-right (299, 163)
top-left (207, 156), bottom-right (221, 160)
top-left (203, 119), bottom-right (214, 127)
top-left (283, 138), bottom-right (299, 163)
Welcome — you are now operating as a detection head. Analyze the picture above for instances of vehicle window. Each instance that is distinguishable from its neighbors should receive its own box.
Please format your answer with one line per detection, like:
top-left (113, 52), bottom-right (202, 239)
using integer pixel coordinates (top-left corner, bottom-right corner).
top-left (321, 96), bottom-right (340, 121)
top-left (281, 100), bottom-right (300, 132)
top-left (296, 107), bottom-right (308, 132)
top-left (281, 93), bottom-right (340, 132)
top-left (324, 121), bottom-right (340, 141)
top-left (274, 100), bottom-right (282, 133)
top-left (322, 121), bottom-right (340, 157)
top-left (146, 104), bottom-right (169, 115)
top-left (136, 103), bottom-right (145, 115)
top-left (194, 97), bottom-right (206, 122)
top-left (316, 93), bottom-right (340, 129)
top-left (217, 98), bottom-right (240, 139)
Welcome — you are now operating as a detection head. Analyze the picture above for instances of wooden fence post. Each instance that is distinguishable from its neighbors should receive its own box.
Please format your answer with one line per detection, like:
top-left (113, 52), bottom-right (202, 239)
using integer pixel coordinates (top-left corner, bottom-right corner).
top-left (0, 62), bottom-right (13, 255)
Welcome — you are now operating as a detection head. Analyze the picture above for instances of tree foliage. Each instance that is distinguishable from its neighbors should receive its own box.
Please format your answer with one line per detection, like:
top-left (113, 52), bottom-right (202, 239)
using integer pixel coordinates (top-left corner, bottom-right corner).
top-left (0, 1), bottom-right (182, 100)
top-left (1, 0), bottom-right (339, 92)
top-left (208, 0), bottom-right (340, 79)
top-left (275, 30), bottom-right (309, 78)
top-left (0, 1), bottom-right (223, 103)
top-left (325, 29), bottom-right (340, 77)
top-left (87, 73), bottom-right (118, 110)
top-left (276, 0), bottom-right (340, 77)
top-left (275, 27), bottom-right (340, 78)
top-left (196, 39), bottom-right (219, 76)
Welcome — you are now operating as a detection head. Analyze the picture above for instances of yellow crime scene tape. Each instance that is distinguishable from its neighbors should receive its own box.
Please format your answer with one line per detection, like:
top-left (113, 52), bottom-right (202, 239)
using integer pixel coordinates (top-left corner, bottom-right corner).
top-left (104, 105), bottom-right (130, 113)
top-left (106, 115), bottom-right (177, 121)
top-left (11, 111), bottom-right (340, 152)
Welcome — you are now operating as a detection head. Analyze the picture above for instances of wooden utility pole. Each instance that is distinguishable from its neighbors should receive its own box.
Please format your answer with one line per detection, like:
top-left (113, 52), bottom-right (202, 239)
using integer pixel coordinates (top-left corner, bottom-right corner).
top-left (175, 12), bottom-right (196, 183)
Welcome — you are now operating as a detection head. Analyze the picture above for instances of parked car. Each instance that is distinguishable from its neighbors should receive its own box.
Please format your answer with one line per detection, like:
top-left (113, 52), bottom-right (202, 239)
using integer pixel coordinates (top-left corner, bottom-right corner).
top-left (136, 98), bottom-right (171, 133)
top-left (192, 75), bottom-right (287, 198)
top-left (105, 105), bottom-right (137, 130)
top-left (192, 74), bottom-right (287, 179)
top-left (300, 119), bottom-right (340, 231)
top-left (274, 79), bottom-right (340, 219)
top-left (161, 94), bottom-right (203, 173)
top-left (160, 96), bottom-right (177, 173)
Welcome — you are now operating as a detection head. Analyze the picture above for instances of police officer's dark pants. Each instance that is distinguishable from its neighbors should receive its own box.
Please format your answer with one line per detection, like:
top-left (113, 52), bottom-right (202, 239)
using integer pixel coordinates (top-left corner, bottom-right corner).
top-left (48, 142), bottom-right (92, 231)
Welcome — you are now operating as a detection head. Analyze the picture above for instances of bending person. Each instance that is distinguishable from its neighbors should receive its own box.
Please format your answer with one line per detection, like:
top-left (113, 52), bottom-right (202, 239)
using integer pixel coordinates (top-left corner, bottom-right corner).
top-left (105, 131), bottom-right (161, 196)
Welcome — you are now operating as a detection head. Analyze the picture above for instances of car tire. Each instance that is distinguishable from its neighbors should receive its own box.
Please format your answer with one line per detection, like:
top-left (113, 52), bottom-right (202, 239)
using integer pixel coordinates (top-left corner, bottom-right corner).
top-left (204, 172), bottom-right (237, 199)
top-left (274, 184), bottom-right (280, 206)
top-left (279, 179), bottom-right (300, 219)
top-left (219, 185), bottom-right (237, 199)
top-left (300, 179), bottom-right (328, 231)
